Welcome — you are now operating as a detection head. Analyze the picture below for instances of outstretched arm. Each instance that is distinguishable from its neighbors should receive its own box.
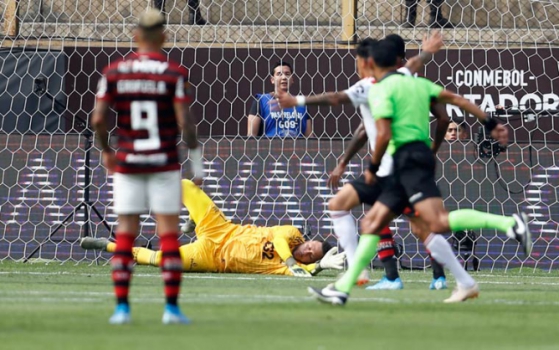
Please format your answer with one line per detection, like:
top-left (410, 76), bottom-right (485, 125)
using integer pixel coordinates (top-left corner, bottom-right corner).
top-left (404, 31), bottom-right (443, 76)
top-left (275, 90), bottom-right (352, 109)
top-left (437, 90), bottom-right (508, 145)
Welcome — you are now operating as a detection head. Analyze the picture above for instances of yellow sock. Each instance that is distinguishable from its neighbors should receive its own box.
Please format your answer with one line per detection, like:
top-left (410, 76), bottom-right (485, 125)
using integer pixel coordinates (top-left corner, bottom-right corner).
top-left (132, 247), bottom-right (161, 266)
top-left (106, 242), bottom-right (116, 253)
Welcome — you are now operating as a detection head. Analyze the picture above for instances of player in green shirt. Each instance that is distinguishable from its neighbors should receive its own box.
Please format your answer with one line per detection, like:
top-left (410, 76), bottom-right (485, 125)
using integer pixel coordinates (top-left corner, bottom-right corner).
top-left (309, 39), bottom-right (532, 305)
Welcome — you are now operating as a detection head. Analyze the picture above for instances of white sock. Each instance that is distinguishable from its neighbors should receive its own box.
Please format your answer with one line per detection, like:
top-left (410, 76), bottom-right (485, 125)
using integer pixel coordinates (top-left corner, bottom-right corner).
top-left (425, 234), bottom-right (476, 288)
top-left (330, 210), bottom-right (358, 266)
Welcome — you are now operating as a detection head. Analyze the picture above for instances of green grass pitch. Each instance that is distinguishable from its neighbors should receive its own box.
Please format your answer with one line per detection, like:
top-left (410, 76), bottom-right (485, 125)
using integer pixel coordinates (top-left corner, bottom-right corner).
top-left (1, 262), bottom-right (558, 350)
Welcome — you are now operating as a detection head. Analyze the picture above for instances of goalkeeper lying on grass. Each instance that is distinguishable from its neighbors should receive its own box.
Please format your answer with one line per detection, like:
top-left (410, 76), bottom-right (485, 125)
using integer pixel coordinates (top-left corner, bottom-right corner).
top-left (81, 179), bottom-right (345, 276)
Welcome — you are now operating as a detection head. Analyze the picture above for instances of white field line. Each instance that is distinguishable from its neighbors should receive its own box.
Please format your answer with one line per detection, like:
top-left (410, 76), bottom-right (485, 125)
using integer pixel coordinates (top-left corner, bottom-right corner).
top-left (1, 270), bottom-right (559, 286)
top-left (1, 291), bottom-right (559, 306)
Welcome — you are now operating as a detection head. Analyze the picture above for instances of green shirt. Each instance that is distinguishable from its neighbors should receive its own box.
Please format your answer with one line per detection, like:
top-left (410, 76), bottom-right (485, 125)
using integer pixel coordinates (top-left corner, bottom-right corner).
top-left (368, 73), bottom-right (443, 153)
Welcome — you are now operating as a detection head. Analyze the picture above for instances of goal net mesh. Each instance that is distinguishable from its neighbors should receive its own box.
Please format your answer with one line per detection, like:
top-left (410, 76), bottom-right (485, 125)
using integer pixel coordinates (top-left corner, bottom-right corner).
top-left (1, 0), bottom-right (558, 272)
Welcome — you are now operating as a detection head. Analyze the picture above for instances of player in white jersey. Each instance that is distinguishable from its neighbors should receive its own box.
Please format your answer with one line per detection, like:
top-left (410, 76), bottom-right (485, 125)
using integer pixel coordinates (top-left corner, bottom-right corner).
top-left (275, 32), bottom-right (450, 288)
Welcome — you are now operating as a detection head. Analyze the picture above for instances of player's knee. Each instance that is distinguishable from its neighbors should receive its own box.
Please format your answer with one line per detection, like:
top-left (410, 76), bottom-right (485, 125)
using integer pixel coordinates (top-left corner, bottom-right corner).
top-left (328, 196), bottom-right (346, 211)
top-left (429, 214), bottom-right (450, 234)
top-left (360, 218), bottom-right (381, 235)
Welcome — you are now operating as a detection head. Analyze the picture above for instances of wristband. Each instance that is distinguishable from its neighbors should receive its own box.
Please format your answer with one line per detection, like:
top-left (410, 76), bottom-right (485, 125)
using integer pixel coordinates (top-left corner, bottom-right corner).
top-left (368, 162), bottom-right (379, 174)
top-left (483, 114), bottom-right (499, 132)
top-left (190, 147), bottom-right (204, 178)
top-left (296, 95), bottom-right (306, 107)
top-left (285, 257), bottom-right (297, 267)
top-left (310, 263), bottom-right (323, 276)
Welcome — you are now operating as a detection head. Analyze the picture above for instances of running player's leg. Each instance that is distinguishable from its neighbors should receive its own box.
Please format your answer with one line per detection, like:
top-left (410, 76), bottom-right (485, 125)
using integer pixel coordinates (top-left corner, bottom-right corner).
top-left (328, 184), bottom-right (361, 266)
top-left (396, 143), bottom-right (478, 301)
top-left (110, 173), bottom-right (147, 324)
top-left (399, 143), bottom-right (529, 254)
top-left (409, 216), bottom-right (476, 293)
top-left (151, 171), bottom-right (189, 324)
top-left (309, 179), bottom-right (403, 305)
top-left (329, 177), bottom-right (397, 286)
top-left (409, 215), bottom-right (447, 290)
top-left (334, 201), bottom-right (396, 293)
top-left (414, 197), bottom-right (531, 256)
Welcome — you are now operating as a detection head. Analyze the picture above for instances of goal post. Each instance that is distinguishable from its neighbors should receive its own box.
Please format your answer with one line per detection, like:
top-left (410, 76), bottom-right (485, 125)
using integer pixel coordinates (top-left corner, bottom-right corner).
top-left (0, 0), bottom-right (558, 272)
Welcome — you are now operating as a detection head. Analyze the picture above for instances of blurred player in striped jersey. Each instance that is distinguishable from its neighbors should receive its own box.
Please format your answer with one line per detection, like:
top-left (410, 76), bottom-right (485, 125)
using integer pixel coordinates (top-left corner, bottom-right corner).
top-left (81, 180), bottom-right (345, 276)
top-left (275, 32), bottom-right (449, 289)
top-left (92, 9), bottom-right (203, 325)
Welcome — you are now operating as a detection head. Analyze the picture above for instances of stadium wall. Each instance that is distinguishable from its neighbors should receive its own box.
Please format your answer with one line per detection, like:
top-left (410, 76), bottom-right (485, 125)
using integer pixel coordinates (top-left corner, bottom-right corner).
top-left (60, 46), bottom-right (559, 140)
top-left (1, 135), bottom-right (557, 270)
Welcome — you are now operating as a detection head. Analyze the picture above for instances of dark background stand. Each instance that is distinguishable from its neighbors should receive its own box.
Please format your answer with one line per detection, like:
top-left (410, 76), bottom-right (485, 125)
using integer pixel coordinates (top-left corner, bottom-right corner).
top-left (23, 77), bottom-right (113, 262)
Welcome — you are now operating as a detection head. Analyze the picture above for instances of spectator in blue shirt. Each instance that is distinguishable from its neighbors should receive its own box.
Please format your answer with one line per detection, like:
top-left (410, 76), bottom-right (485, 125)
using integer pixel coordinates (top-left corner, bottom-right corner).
top-left (247, 61), bottom-right (312, 138)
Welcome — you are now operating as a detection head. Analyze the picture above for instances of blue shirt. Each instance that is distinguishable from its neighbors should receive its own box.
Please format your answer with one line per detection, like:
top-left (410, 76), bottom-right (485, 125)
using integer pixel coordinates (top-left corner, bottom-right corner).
top-left (250, 93), bottom-right (309, 137)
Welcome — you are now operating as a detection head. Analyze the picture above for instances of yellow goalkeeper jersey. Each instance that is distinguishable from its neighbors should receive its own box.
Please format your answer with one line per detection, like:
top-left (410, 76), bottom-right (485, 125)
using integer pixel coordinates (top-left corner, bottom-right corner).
top-left (218, 224), bottom-right (305, 275)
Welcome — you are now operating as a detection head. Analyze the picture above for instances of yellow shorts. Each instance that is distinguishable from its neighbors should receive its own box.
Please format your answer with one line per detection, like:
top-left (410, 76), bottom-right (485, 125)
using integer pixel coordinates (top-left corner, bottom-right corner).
top-left (178, 239), bottom-right (220, 272)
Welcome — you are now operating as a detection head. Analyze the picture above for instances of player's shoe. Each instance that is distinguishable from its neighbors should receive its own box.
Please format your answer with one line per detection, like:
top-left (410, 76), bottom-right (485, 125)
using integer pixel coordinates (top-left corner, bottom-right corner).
top-left (356, 270), bottom-right (370, 286)
top-left (506, 213), bottom-right (532, 256)
top-left (308, 284), bottom-right (348, 306)
top-left (162, 304), bottom-right (191, 325)
top-left (443, 283), bottom-right (480, 303)
top-left (429, 276), bottom-right (448, 290)
top-left (365, 276), bottom-right (404, 290)
top-left (180, 218), bottom-right (196, 234)
top-left (80, 237), bottom-right (110, 251)
top-left (109, 304), bottom-right (131, 325)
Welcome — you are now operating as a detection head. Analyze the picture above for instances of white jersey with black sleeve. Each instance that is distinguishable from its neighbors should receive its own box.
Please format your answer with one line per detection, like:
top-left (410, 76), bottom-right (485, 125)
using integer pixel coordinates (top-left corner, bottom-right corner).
top-left (343, 67), bottom-right (412, 177)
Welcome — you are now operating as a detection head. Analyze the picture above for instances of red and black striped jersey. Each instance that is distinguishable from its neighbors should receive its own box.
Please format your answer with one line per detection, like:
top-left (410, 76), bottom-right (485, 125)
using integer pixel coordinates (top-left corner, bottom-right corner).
top-left (96, 51), bottom-right (192, 174)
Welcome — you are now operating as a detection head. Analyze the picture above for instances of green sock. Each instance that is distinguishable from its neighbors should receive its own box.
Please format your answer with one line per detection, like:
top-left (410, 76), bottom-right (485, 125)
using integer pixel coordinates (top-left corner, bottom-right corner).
top-left (449, 209), bottom-right (515, 233)
top-left (335, 234), bottom-right (380, 294)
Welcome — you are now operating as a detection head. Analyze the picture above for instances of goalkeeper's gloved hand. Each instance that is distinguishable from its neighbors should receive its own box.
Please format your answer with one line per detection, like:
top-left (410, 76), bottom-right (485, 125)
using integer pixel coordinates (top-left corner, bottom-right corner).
top-left (317, 247), bottom-right (346, 270)
top-left (286, 257), bottom-right (311, 277)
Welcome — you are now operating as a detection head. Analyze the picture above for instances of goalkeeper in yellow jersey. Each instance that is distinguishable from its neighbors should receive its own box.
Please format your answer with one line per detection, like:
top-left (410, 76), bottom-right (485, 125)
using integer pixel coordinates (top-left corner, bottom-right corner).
top-left (81, 179), bottom-right (345, 277)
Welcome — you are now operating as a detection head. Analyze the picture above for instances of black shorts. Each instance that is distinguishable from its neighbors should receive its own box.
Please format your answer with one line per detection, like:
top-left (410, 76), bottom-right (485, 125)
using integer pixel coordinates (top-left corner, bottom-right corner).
top-left (349, 175), bottom-right (389, 206)
top-left (378, 142), bottom-right (441, 215)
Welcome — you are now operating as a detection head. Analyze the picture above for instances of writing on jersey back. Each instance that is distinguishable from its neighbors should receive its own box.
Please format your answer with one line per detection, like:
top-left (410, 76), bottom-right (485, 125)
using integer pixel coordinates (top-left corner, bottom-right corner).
top-left (96, 52), bottom-right (191, 174)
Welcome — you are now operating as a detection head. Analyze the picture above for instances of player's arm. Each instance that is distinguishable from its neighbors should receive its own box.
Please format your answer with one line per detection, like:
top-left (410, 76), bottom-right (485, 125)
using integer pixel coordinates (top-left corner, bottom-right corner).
top-left (367, 84), bottom-right (393, 182)
top-left (92, 74), bottom-right (116, 173)
top-left (341, 122), bottom-right (368, 165)
top-left (174, 72), bottom-right (204, 183)
top-left (430, 103), bottom-right (450, 154)
top-left (328, 122), bottom-right (367, 189)
top-left (276, 90), bottom-right (352, 108)
top-left (247, 97), bottom-right (262, 137)
top-left (91, 99), bottom-right (111, 152)
top-left (370, 118), bottom-right (392, 171)
top-left (404, 31), bottom-right (443, 76)
top-left (436, 89), bottom-right (508, 145)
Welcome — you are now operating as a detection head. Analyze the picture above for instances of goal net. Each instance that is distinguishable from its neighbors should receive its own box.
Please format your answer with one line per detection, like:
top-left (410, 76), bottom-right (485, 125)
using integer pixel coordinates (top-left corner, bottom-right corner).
top-left (1, 0), bottom-right (558, 272)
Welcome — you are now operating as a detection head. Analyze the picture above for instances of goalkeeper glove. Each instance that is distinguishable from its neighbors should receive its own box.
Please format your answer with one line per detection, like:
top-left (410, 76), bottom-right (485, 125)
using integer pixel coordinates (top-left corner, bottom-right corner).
top-left (311, 247), bottom-right (346, 276)
top-left (286, 257), bottom-right (311, 277)
top-left (318, 247), bottom-right (346, 270)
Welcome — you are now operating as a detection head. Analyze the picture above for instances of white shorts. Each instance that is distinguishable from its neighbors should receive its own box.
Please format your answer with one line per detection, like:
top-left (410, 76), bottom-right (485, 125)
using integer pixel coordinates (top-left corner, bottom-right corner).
top-left (112, 170), bottom-right (182, 215)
